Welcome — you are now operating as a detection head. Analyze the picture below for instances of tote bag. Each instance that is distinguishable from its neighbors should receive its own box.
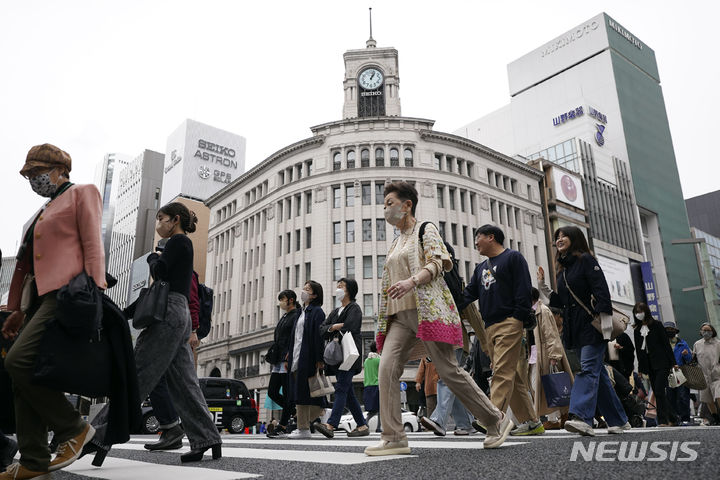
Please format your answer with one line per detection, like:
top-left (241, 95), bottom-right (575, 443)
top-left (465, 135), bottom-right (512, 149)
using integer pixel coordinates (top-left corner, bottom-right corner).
top-left (668, 368), bottom-right (687, 388)
top-left (309, 371), bottom-right (335, 398)
top-left (133, 280), bottom-right (169, 329)
top-left (540, 366), bottom-right (572, 408)
top-left (339, 332), bottom-right (359, 371)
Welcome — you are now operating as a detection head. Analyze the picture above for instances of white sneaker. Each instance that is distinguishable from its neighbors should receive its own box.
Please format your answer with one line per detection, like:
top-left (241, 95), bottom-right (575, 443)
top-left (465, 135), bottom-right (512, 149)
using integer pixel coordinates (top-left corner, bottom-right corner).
top-left (564, 418), bottom-right (596, 437)
top-left (287, 429), bottom-right (312, 439)
top-left (453, 428), bottom-right (473, 436)
top-left (607, 422), bottom-right (632, 434)
top-left (364, 438), bottom-right (411, 456)
top-left (483, 414), bottom-right (514, 449)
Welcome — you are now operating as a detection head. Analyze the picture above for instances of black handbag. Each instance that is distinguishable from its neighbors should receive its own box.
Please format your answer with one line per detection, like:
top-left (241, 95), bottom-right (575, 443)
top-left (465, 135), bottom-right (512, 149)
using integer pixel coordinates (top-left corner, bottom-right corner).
top-left (265, 342), bottom-right (281, 365)
top-left (33, 317), bottom-right (112, 397)
top-left (132, 280), bottom-right (169, 329)
top-left (0, 311), bottom-right (16, 433)
top-left (55, 271), bottom-right (103, 339)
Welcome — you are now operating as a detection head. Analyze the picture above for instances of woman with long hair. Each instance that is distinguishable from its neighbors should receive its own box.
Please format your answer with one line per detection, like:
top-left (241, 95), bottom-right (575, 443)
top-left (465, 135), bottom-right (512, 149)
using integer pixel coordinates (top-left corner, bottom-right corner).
top-left (632, 302), bottom-right (678, 426)
top-left (85, 202), bottom-right (222, 464)
top-left (539, 226), bottom-right (629, 436)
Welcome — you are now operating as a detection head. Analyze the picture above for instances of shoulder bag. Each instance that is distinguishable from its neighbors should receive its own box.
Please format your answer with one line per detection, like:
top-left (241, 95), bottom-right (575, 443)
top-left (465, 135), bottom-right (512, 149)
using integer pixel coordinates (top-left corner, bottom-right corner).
top-left (132, 280), bottom-right (170, 329)
top-left (679, 361), bottom-right (707, 390)
top-left (308, 371), bottom-right (335, 398)
top-left (562, 271), bottom-right (629, 340)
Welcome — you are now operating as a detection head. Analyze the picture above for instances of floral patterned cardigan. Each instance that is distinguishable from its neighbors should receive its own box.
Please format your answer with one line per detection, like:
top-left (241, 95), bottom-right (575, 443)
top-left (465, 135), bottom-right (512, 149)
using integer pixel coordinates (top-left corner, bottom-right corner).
top-left (375, 222), bottom-right (462, 352)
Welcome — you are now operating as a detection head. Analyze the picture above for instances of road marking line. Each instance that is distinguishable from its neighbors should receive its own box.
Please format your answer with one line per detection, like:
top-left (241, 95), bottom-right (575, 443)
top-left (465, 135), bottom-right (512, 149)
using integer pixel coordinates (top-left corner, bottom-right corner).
top-left (64, 456), bottom-right (259, 479)
top-left (112, 442), bottom-right (417, 464)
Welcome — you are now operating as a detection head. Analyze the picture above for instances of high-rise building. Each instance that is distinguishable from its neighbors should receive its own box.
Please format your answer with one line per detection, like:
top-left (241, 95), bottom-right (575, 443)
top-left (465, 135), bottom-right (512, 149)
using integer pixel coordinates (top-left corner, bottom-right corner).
top-left (0, 255), bottom-right (16, 304)
top-left (199, 35), bottom-right (550, 419)
top-left (456, 13), bottom-right (703, 331)
top-left (686, 190), bottom-right (720, 239)
top-left (106, 150), bottom-right (164, 308)
top-left (94, 153), bottom-right (132, 265)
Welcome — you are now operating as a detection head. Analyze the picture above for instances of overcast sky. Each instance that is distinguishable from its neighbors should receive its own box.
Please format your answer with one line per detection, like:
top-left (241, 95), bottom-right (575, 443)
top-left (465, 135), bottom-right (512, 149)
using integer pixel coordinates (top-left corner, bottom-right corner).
top-left (1, 0), bottom-right (718, 257)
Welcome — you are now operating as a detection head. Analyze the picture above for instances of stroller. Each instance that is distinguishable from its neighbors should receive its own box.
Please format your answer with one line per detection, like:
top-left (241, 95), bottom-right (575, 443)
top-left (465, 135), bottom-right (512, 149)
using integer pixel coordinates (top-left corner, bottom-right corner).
top-left (607, 365), bottom-right (646, 428)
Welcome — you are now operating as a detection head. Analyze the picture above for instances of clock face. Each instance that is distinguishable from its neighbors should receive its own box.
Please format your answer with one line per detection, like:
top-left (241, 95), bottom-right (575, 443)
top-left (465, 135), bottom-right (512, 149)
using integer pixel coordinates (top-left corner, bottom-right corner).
top-left (358, 68), bottom-right (383, 90)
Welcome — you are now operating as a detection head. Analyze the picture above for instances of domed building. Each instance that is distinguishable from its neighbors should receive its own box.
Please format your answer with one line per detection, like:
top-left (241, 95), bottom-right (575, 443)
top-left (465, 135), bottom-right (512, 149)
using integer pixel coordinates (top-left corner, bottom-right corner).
top-left (199, 36), bottom-right (549, 418)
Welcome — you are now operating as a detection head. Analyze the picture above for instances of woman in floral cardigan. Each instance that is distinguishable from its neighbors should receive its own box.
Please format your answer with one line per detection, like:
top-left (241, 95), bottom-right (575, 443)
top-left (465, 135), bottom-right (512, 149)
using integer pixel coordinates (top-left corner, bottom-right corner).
top-left (364, 182), bottom-right (513, 457)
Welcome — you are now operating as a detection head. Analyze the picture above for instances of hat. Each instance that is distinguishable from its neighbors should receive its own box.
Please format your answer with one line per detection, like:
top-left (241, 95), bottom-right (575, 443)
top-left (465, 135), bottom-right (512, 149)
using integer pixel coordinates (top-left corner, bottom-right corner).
top-left (20, 144), bottom-right (72, 177)
top-left (663, 321), bottom-right (679, 331)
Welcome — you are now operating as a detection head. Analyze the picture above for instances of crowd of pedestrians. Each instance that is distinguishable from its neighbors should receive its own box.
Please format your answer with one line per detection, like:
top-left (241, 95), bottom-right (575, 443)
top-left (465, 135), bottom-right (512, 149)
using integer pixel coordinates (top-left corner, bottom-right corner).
top-left (1, 148), bottom-right (718, 478)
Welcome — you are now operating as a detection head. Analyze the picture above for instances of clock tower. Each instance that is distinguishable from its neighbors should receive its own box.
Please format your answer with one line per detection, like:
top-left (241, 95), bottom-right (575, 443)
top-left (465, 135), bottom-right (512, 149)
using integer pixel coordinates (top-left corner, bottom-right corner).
top-left (342, 34), bottom-right (401, 119)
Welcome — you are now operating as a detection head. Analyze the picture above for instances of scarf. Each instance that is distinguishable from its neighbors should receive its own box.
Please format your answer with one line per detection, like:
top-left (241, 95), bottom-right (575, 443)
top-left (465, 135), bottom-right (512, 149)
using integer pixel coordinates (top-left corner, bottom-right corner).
top-left (640, 325), bottom-right (650, 351)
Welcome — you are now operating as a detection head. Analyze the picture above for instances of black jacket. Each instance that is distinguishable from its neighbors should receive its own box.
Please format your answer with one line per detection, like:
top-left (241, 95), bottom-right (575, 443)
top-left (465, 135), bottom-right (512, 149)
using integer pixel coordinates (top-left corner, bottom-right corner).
top-left (551, 253), bottom-right (612, 350)
top-left (287, 304), bottom-right (327, 406)
top-left (274, 307), bottom-right (299, 364)
top-left (320, 301), bottom-right (363, 375)
top-left (634, 320), bottom-right (676, 375)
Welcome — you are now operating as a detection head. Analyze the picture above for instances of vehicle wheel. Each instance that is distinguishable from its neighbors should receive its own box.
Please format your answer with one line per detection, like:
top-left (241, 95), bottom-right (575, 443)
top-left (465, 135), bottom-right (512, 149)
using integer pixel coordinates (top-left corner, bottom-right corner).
top-left (403, 423), bottom-right (413, 432)
top-left (230, 415), bottom-right (246, 434)
top-left (142, 413), bottom-right (160, 434)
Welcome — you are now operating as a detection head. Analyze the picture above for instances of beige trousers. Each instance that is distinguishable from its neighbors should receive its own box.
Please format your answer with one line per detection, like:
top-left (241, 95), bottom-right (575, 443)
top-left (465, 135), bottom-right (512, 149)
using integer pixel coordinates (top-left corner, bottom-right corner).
top-left (296, 405), bottom-right (324, 430)
top-left (486, 318), bottom-right (537, 424)
top-left (379, 310), bottom-right (502, 442)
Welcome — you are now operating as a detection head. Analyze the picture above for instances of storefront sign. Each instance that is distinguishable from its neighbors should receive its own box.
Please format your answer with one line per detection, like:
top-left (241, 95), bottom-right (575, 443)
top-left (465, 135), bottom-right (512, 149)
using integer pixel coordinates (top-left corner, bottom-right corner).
top-left (551, 167), bottom-right (585, 210)
top-left (541, 21), bottom-right (600, 58)
top-left (640, 261), bottom-right (661, 321)
top-left (553, 106), bottom-right (584, 126)
top-left (608, 19), bottom-right (643, 50)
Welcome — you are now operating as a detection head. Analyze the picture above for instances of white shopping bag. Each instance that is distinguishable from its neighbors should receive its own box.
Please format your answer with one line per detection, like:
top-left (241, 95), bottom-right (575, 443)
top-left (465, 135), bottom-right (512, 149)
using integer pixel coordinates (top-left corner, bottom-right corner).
top-left (668, 368), bottom-right (687, 388)
top-left (339, 331), bottom-right (359, 371)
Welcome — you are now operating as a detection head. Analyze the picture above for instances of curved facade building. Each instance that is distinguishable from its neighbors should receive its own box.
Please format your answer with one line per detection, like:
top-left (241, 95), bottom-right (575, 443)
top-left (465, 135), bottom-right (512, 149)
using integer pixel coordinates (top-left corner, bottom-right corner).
top-left (198, 39), bottom-right (549, 416)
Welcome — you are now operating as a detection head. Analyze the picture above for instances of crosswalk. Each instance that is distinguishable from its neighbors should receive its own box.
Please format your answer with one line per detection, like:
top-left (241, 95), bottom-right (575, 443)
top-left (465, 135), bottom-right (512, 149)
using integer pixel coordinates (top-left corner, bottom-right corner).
top-left (41, 427), bottom-right (717, 479)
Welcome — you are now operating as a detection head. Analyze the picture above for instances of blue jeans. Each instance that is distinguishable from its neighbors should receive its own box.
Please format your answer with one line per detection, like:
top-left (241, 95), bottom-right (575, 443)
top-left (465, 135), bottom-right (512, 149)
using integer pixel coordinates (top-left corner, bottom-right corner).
top-left (429, 350), bottom-right (474, 429)
top-left (667, 385), bottom-right (691, 422)
top-left (569, 342), bottom-right (628, 427)
top-left (327, 370), bottom-right (366, 428)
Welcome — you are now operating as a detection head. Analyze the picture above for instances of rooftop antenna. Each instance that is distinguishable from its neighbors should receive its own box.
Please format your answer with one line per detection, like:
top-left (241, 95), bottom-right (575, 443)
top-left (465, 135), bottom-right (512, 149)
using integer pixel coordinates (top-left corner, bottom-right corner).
top-left (366, 7), bottom-right (376, 48)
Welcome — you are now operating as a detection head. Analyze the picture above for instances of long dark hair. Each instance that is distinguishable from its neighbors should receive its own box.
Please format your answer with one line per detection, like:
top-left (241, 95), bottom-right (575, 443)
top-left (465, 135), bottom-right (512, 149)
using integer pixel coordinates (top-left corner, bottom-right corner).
top-left (632, 302), bottom-right (654, 328)
top-left (305, 280), bottom-right (323, 307)
top-left (554, 226), bottom-right (591, 271)
top-left (158, 202), bottom-right (198, 233)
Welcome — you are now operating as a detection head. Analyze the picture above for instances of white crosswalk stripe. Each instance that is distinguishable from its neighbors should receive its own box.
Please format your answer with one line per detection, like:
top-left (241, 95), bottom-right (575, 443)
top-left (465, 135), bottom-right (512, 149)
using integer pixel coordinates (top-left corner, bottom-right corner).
top-left (64, 456), bottom-right (260, 479)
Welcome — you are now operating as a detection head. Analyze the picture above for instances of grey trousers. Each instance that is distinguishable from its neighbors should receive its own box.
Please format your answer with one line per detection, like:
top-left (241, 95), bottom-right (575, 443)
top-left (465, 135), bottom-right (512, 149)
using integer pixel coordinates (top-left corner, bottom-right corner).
top-left (93, 292), bottom-right (221, 450)
top-left (379, 310), bottom-right (503, 442)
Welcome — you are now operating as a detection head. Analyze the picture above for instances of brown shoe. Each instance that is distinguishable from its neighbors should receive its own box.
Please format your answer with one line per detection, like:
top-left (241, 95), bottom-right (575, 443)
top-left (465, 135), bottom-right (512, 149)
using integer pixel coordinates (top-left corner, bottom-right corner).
top-left (48, 423), bottom-right (96, 471)
top-left (543, 420), bottom-right (561, 430)
top-left (0, 463), bottom-right (50, 479)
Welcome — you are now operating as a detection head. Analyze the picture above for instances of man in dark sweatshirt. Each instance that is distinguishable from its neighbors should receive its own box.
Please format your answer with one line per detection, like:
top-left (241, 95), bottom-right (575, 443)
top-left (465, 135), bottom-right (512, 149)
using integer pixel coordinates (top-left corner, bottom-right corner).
top-left (458, 225), bottom-right (542, 435)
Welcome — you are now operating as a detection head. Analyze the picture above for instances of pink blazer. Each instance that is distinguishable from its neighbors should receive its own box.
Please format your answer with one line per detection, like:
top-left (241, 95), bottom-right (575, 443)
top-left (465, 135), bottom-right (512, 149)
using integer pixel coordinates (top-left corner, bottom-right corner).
top-left (7, 184), bottom-right (106, 311)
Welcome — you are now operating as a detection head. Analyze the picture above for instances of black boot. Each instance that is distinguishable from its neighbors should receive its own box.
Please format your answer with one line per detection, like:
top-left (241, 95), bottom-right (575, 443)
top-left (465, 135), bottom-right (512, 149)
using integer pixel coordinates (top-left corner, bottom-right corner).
top-left (144, 424), bottom-right (185, 450)
top-left (180, 443), bottom-right (222, 463)
top-left (712, 413), bottom-right (720, 426)
top-left (80, 441), bottom-right (110, 467)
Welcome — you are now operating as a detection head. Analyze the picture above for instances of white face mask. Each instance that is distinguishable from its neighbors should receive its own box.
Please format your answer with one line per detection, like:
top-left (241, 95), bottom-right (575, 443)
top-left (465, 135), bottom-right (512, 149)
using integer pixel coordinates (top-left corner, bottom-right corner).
top-left (301, 291), bottom-right (311, 303)
top-left (384, 205), bottom-right (406, 226)
top-left (334, 288), bottom-right (345, 298)
top-left (635, 312), bottom-right (645, 321)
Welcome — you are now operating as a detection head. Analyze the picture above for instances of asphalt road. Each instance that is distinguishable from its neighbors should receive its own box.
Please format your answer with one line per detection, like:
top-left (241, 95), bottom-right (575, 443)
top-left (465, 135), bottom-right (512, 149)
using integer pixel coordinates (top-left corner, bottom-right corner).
top-left (43, 426), bottom-right (718, 480)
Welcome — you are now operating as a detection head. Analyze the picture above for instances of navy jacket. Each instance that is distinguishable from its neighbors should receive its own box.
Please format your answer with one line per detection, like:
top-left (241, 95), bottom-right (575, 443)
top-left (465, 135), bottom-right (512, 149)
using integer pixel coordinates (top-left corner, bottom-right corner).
top-left (634, 320), bottom-right (676, 374)
top-left (458, 249), bottom-right (533, 329)
top-left (287, 304), bottom-right (327, 406)
top-left (551, 253), bottom-right (612, 349)
top-left (320, 301), bottom-right (363, 375)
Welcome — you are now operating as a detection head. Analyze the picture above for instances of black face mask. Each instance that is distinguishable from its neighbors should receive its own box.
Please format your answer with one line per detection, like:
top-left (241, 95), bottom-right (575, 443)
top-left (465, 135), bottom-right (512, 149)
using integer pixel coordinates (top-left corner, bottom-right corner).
top-left (666, 331), bottom-right (676, 339)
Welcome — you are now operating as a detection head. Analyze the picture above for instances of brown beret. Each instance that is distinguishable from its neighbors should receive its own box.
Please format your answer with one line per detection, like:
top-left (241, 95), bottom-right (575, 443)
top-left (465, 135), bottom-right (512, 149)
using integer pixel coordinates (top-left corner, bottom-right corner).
top-left (20, 143), bottom-right (72, 177)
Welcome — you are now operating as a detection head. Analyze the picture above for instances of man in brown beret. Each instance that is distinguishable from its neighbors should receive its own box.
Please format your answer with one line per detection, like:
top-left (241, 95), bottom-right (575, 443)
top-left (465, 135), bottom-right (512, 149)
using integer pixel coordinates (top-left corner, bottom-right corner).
top-left (19, 144), bottom-right (72, 197)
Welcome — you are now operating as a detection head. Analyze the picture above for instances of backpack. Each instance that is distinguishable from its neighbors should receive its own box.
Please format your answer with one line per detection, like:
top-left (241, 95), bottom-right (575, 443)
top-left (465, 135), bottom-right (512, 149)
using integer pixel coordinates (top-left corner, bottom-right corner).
top-left (195, 274), bottom-right (214, 340)
top-left (418, 222), bottom-right (465, 306)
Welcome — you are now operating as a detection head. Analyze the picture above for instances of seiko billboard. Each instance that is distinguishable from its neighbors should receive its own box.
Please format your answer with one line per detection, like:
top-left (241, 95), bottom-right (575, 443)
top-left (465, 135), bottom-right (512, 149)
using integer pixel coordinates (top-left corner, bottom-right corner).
top-left (160, 119), bottom-right (246, 205)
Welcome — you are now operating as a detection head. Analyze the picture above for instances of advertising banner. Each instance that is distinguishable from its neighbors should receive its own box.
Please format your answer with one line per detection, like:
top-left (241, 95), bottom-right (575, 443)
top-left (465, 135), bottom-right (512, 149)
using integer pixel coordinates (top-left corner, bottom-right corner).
top-left (551, 167), bottom-right (585, 209)
top-left (596, 255), bottom-right (634, 306)
top-left (640, 261), bottom-right (661, 322)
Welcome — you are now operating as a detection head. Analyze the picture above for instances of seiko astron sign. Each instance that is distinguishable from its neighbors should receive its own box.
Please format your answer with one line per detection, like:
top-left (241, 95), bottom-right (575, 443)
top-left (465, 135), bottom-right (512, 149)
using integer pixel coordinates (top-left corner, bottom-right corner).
top-left (161, 119), bottom-right (246, 205)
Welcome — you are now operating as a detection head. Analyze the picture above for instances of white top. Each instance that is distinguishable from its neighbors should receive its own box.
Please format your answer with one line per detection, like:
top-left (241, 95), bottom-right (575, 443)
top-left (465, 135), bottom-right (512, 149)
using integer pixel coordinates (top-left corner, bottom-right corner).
top-left (291, 308), bottom-right (306, 373)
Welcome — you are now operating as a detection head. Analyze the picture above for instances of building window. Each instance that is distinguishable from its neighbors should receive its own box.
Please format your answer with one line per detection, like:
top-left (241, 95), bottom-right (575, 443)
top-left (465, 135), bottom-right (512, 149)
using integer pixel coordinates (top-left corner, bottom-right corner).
top-left (305, 227), bottom-right (312, 248)
top-left (346, 220), bottom-right (355, 243)
top-left (451, 223), bottom-right (458, 245)
top-left (346, 184), bottom-right (355, 207)
top-left (277, 201), bottom-right (283, 222)
top-left (375, 147), bottom-right (384, 167)
top-left (294, 265), bottom-right (300, 286)
top-left (286, 232), bottom-right (291, 253)
top-left (389, 148), bottom-right (399, 166)
top-left (363, 256), bottom-right (373, 278)
top-left (364, 294), bottom-right (374, 316)
top-left (362, 219), bottom-right (372, 241)
top-left (276, 236), bottom-right (282, 256)
top-left (376, 219), bottom-right (386, 241)
top-left (465, 261), bottom-right (471, 284)
top-left (460, 191), bottom-right (466, 212)
top-left (463, 226), bottom-right (468, 247)
top-left (438, 221), bottom-right (446, 240)
top-left (361, 183), bottom-right (371, 205)
top-left (333, 186), bottom-right (341, 208)
top-left (295, 194), bottom-right (301, 217)
top-left (305, 262), bottom-right (311, 281)
top-left (377, 255), bottom-right (386, 278)
top-left (333, 152), bottom-right (341, 171)
top-left (333, 222), bottom-right (341, 244)
top-left (404, 148), bottom-right (413, 167)
top-left (295, 229), bottom-right (301, 251)
top-left (346, 257), bottom-right (355, 279)
top-left (361, 149), bottom-right (370, 168)
top-left (448, 188), bottom-right (456, 210)
top-left (347, 150), bottom-right (356, 169)
top-left (375, 182), bottom-right (384, 204)
top-left (434, 154), bottom-right (441, 170)
top-left (305, 191), bottom-right (312, 214)
top-left (333, 258), bottom-right (341, 280)
top-left (470, 193), bottom-right (476, 215)
top-left (437, 186), bottom-right (445, 208)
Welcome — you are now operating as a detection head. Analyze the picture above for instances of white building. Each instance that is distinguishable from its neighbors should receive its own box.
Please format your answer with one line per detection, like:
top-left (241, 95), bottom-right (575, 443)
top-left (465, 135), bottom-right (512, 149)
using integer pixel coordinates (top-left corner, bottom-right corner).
top-left (94, 152), bottom-right (133, 266)
top-left (198, 36), bottom-right (550, 418)
top-left (106, 150), bottom-right (164, 308)
top-left (454, 12), bottom-right (701, 327)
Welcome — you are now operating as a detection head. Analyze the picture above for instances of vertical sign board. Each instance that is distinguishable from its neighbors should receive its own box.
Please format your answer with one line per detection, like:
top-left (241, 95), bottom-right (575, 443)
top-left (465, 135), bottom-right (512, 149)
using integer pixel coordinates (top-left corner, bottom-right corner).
top-left (640, 261), bottom-right (661, 322)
